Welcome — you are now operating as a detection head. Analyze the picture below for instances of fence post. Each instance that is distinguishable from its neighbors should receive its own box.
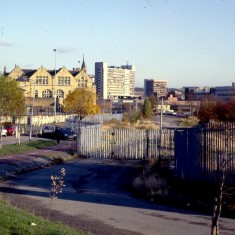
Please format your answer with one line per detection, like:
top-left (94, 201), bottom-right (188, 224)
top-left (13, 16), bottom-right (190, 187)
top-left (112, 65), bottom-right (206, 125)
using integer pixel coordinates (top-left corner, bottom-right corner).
top-left (146, 129), bottom-right (150, 159)
top-left (76, 127), bottom-right (81, 156)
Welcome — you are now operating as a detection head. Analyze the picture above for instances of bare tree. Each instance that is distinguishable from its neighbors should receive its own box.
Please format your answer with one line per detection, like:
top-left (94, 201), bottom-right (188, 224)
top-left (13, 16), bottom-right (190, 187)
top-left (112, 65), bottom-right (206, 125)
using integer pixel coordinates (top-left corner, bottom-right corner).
top-left (211, 127), bottom-right (235, 235)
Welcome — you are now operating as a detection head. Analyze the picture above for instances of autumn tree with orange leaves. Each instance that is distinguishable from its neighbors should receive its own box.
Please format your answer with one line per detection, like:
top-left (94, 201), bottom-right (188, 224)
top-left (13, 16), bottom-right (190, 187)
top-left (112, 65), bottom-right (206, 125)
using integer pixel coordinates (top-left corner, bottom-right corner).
top-left (63, 88), bottom-right (100, 120)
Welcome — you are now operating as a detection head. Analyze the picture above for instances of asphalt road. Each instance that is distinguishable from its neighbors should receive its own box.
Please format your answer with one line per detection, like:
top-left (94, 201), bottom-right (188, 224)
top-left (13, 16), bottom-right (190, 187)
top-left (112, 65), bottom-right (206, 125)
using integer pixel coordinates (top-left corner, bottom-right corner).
top-left (1, 158), bottom-right (235, 235)
top-left (151, 114), bottom-right (180, 128)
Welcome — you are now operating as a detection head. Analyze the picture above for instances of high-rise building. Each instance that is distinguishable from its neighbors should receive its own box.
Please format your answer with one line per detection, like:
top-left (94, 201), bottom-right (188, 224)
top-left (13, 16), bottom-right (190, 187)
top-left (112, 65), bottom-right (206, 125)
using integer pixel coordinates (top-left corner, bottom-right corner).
top-left (95, 62), bottom-right (135, 99)
top-left (144, 79), bottom-right (167, 98)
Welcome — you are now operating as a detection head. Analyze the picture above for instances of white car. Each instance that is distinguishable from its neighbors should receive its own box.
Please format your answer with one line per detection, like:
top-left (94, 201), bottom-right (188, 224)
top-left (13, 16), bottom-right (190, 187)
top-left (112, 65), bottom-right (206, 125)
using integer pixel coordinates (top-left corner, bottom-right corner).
top-left (1, 128), bottom-right (7, 137)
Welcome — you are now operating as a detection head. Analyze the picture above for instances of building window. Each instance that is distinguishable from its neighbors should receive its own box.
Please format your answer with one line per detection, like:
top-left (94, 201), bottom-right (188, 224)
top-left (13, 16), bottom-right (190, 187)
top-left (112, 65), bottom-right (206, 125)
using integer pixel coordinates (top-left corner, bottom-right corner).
top-left (35, 90), bottom-right (38, 98)
top-left (42, 89), bottom-right (52, 98)
top-left (35, 76), bottom-right (49, 85)
top-left (61, 78), bottom-right (64, 85)
top-left (57, 76), bottom-right (70, 86)
top-left (56, 89), bottom-right (64, 98)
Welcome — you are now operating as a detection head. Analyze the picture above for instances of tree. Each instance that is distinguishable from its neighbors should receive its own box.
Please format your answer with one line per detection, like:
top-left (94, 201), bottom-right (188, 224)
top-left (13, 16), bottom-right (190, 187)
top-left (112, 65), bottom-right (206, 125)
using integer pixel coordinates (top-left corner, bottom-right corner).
top-left (198, 98), bottom-right (218, 123)
top-left (142, 98), bottom-right (152, 119)
top-left (148, 95), bottom-right (158, 113)
top-left (198, 98), bottom-right (235, 123)
top-left (0, 75), bottom-right (26, 147)
top-left (63, 88), bottom-right (100, 120)
top-left (209, 126), bottom-right (235, 235)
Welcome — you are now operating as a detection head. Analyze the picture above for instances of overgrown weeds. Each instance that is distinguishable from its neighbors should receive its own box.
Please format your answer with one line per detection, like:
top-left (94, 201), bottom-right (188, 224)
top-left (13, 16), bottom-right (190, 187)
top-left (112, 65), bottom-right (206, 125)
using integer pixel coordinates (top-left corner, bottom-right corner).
top-left (132, 159), bottom-right (235, 218)
top-left (132, 160), bottom-right (169, 198)
top-left (103, 118), bottom-right (158, 130)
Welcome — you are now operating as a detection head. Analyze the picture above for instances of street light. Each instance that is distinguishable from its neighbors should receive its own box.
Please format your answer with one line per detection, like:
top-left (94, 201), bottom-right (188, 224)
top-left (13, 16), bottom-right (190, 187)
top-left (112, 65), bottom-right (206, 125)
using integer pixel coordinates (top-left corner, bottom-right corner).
top-left (53, 49), bottom-right (57, 123)
top-left (29, 81), bottom-right (35, 141)
top-left (159, 96), bottom-right (165, 160)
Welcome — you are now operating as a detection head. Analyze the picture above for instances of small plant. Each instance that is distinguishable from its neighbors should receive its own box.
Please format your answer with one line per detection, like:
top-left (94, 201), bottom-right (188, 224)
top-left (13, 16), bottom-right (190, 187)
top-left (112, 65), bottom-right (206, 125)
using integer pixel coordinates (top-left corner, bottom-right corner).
top-left (49, 168), bottom-right (66, 204)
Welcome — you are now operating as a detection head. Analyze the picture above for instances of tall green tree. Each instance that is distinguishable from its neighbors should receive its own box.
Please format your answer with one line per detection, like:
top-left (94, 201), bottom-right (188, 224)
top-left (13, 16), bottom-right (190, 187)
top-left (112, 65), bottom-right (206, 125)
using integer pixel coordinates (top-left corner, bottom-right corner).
top-left (142, 98), bottom-right (152, 119)
top-left (63, 87), bottom-right (100, 120)
top-left (148, 95), bottom-right (158, 113)
top-left (0, 75), bottom-right (26, 147)
top-left (0, 75), bottom-right (26, 119)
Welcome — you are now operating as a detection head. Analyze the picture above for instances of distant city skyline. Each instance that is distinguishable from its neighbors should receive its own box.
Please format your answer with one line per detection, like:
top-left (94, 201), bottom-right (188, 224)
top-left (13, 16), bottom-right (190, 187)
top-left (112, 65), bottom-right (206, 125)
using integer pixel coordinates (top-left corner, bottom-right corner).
top-left (1, 0), bottom-right (235, 88)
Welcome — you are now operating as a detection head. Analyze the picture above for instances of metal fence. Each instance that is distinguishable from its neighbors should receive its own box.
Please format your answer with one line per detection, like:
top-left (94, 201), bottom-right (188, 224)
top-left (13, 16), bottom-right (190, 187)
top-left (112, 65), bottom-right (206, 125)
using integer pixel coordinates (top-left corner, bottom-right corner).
top-left (175, 122), bottom-right (235, 182)
top-left (76, 126), bottom-right (175, 160)
top-left (76, 120), bottom-right (235, 183)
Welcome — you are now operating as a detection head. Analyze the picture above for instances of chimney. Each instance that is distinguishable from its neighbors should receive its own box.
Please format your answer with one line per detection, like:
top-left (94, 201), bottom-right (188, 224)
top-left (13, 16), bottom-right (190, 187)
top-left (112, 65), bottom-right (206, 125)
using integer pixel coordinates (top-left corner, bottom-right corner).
top-left (3, 66), bottom-right (6, 74)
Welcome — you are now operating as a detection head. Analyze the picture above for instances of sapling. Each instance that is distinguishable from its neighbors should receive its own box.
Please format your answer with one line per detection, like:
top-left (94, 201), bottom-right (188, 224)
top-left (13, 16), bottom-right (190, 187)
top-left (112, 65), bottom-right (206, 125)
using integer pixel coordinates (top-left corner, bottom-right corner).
top-left (49, 168), bottom-right (66, 204)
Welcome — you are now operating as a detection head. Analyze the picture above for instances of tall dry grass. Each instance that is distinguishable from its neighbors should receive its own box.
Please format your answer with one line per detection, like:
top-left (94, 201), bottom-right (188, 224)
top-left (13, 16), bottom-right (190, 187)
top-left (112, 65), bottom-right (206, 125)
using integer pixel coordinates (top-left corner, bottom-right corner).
top-left (103, 118), bottom-right (159, 130)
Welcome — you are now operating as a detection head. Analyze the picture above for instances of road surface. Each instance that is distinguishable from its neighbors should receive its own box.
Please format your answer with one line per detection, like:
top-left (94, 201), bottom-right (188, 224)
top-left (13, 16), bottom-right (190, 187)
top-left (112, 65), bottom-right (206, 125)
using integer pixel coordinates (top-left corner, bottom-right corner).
top-left (152, 114), bottom-right (180, 128)
top-left (0, 158), bottom-right (234, 235)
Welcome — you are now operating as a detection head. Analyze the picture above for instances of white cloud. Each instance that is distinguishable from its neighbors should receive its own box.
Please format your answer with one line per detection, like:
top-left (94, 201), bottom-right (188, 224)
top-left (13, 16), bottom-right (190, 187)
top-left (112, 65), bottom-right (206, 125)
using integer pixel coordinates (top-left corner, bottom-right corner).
top-left (57, 47), bottom-right (75, 54)
top-left (0, 41), bottom-right (13, 47)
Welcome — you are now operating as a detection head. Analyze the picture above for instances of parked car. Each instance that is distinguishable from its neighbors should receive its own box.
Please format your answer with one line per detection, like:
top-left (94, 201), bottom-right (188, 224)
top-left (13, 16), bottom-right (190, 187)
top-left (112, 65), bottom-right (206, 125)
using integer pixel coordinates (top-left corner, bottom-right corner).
top-left (57, 126), bottom-right (77, 140)
top-left (1, 128), bottom-right (7, 137)
top-left (41, 125), bottom-right (57, 138)
top-left (4, 124), bottom-right (16, 136)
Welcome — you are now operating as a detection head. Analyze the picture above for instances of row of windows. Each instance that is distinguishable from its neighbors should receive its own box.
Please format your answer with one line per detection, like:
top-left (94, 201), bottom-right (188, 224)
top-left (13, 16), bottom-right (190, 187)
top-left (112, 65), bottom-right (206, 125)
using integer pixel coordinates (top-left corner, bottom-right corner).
top-left (58, 77), bottom-right (71, 86)
top-left (78, 77), bottom-right (88, 87)
top-left (35, 78), bottom-right (49, 85)
top-left (34, 89), bottom-right (66, 98)
top-left (34, 76), bottom-right (92, 87)
top-left (35, 79), bottom-right (92, 87)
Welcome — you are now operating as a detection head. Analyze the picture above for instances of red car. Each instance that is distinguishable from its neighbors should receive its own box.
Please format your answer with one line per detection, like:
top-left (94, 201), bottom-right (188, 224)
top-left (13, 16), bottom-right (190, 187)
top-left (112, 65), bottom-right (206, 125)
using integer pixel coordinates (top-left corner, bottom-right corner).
top-left (5, 124), bottom-right (16, 136)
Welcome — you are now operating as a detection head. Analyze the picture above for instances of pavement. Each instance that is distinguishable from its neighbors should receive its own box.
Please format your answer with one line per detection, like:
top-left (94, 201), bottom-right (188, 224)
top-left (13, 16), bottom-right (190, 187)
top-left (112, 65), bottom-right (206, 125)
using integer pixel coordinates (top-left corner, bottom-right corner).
top-left (0, 138), bottom-right (77, 178)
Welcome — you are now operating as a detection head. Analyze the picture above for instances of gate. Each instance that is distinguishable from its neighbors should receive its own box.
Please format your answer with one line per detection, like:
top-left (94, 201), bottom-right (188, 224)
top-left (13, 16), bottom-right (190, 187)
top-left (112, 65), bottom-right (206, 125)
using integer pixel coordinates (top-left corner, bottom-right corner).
top-left (175, 123), bottom-right (235, 182)
top-left (175, 127), bottom-right (203, 180)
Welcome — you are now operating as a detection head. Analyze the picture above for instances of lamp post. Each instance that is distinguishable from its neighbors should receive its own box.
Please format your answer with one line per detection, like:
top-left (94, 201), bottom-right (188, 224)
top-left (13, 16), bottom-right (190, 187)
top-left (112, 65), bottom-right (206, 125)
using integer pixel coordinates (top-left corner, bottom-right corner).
top-left (29, 81), bottom-right (35, 141)
top-left (53, 49), bottom-right (57, 123)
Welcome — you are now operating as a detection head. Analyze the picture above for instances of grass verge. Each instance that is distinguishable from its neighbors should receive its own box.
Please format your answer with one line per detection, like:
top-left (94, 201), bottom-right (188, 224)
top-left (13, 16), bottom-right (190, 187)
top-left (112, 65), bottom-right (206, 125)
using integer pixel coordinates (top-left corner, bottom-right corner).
top-left (0, 140), bottom-right (57, 155)
top-left (0, 199), bottom-right (89, 235)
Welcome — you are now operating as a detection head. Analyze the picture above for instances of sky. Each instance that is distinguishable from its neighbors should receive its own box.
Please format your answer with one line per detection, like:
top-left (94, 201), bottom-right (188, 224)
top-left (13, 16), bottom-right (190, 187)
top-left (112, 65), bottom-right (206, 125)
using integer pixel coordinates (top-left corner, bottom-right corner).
top-left (0, 0), bottom-right (235, 88)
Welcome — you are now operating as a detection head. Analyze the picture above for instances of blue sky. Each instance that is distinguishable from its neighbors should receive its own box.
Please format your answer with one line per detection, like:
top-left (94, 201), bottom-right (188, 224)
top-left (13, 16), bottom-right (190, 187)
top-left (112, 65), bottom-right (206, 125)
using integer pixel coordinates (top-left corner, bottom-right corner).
top-left (0, 0), bottom-right (235, 88)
